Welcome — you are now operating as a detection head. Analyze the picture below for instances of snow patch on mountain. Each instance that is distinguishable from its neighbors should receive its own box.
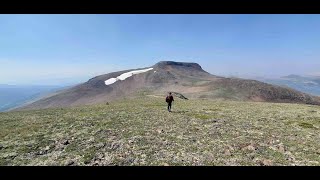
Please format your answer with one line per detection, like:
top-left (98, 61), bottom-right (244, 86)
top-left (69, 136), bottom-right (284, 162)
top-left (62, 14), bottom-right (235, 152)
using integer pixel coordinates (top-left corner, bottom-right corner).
top-left (105, 68), bottom-right (153, 86)
top-left (104, 78), bottom-right (118, 85)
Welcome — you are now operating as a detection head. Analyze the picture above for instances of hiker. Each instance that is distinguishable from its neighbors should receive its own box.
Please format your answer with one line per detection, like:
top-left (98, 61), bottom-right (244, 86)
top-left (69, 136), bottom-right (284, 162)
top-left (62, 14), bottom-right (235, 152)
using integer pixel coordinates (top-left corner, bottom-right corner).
top-left (166, 92), bottom-right (174, 112)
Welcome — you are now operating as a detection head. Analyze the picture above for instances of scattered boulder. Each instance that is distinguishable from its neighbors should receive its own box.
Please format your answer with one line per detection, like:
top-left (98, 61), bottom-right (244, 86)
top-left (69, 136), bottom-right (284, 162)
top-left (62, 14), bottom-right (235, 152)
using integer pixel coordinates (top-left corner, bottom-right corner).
top-left (65, 160), bottom-right (74, 166)
top-left (110, 142), bottom-right (120, 150)
top-left (95, 143), bottom-right (105, 149)
top-left (260, 159), bottom-right (273, 166)
top-left (124, 157), bottom-right (135, 164)
top-left (26, 144), bottom-right (33, 148)
top-left (285, 151), bottom-right (296, 161)
top-left (243, 145), bottom-right (257, 151)
top-left (84, 159), bottom-right (91, 165)
top-left (4, 152), bottom-right (18, 159)
top-left (157, 129), bottom-right (165, 134)
top-left (277, 143), bottom-right (286, 153)
top-left (0, 144), bottom-right (3, 150)
top-left (227, 145), bottom-right (235, 152)
top-left (62, 140), bottom-right (70, 145)
top-left (44, 146), bottom-right (50, 151)
top-left (36, 150), bottom-right (46, 156)
top-left (224, 149), bottom-right (232, 156)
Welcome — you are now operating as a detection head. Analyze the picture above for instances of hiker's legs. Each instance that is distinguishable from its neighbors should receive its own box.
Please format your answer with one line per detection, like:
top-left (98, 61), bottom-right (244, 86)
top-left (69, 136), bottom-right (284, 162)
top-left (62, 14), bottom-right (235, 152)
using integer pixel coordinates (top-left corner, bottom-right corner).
top-left (168, 103), bottom-right (172, 112)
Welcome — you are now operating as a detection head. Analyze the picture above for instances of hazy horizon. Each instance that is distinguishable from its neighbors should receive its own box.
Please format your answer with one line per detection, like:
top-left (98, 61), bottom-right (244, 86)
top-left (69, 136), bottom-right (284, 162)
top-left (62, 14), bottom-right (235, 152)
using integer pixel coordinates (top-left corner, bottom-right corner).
top-left (1, 14), bottom-right (320, 86)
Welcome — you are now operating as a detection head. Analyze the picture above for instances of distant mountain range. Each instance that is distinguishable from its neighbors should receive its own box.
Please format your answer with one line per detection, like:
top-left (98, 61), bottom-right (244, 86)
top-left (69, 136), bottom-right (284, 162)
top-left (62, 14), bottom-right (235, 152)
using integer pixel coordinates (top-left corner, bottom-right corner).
top-left (252, 75), bottom-right (320, 96)
top-left (16, 61), bottom-right (320, 111)
top-left (0, 84), bottom-right (68, 112)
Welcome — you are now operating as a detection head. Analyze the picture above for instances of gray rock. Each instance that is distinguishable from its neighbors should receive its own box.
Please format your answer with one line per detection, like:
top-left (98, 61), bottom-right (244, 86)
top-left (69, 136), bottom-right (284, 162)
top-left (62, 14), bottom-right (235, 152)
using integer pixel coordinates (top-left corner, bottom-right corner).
top-left (36, 150), bottom-right (48, 155)
top-left (84, 159), bottom-right (91, 164)
top-left (157, 129), bottom-right (165, 134)
top-left (224, 149), bottom-right (231, 156)
top-left (65, 160), bottom-right (74, 166)
top-left (62, 140), bottom-right (70, 145)
top-left (124, 157), bottom-right (135, 164)
top-left (111, 142), bottom-right (120, 150)
top-left (44, 146), bottom-right (50, 151)
top-left (277, 144), bottom-right (286, 153)
top-left (26, 144), bottom-right (33, 147)
top-left (260, 159), bottom-right (273, 166)
top-left (95, 143), bottom-right (105, 149)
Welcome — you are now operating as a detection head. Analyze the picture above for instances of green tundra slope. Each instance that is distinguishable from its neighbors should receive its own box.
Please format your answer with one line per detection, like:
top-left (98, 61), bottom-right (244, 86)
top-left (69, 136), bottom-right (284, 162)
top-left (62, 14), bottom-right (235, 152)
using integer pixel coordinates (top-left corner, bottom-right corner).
top-left (0, 96), bottom-right (319, 166)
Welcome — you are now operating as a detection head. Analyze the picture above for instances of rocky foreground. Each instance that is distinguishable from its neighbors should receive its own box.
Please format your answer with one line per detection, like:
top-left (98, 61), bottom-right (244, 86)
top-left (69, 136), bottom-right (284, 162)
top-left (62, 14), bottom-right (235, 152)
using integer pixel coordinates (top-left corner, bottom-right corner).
top-left (1, 96), bottom-right (320, 166)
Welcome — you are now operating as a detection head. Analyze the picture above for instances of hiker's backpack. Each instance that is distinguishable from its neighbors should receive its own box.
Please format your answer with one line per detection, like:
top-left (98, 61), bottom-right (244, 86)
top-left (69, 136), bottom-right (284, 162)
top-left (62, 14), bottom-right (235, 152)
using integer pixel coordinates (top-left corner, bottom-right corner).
top-left (166, 96), bottom-right (169, 102)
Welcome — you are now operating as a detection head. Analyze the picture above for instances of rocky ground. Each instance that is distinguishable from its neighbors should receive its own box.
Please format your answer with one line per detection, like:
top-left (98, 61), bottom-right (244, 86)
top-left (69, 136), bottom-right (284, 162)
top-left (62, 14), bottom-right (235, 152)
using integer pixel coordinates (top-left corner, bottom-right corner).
top-left (0, 96), bottom-right (319, 166)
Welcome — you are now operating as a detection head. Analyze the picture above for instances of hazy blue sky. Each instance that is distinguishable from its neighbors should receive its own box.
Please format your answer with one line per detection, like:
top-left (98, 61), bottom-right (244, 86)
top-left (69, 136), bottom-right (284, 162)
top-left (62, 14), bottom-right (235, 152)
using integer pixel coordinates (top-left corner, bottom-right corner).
top-left (1, 14), bottom-right (320, 85)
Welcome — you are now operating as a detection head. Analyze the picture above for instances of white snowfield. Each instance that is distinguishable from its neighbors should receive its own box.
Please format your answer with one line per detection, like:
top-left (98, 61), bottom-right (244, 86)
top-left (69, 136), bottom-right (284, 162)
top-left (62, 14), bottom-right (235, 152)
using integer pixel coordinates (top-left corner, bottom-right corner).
top-left (105, 68), bottom-right (153, 86)
top-left (104, 78), bottom-right (118, 85)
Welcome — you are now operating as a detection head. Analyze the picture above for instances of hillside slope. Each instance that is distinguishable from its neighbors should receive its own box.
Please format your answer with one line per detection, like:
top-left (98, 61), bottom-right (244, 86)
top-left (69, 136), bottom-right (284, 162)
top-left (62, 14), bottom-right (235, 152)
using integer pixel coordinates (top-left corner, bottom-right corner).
top-left (1, 97), bottom-right (320, 165)
top-left (16, 61), bottom-right (320, 111)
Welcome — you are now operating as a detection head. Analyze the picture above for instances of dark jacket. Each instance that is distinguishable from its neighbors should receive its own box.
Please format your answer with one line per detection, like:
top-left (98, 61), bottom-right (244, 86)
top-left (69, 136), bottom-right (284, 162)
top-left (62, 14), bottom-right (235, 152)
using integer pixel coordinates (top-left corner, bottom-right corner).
top-left (166, 95), bottom-right (174, 103)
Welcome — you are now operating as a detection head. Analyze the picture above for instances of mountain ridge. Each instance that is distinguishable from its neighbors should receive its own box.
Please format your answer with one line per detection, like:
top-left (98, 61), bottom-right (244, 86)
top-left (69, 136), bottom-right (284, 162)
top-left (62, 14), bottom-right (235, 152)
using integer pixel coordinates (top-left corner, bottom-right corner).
top-left (15, 61), bottom-right (320, 111)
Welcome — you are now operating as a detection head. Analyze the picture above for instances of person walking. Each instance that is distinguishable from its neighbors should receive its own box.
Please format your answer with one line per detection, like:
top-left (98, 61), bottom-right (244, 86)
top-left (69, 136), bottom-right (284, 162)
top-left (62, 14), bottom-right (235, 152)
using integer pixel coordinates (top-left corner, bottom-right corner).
top-left (166, 92), bottom-right (174, 112)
